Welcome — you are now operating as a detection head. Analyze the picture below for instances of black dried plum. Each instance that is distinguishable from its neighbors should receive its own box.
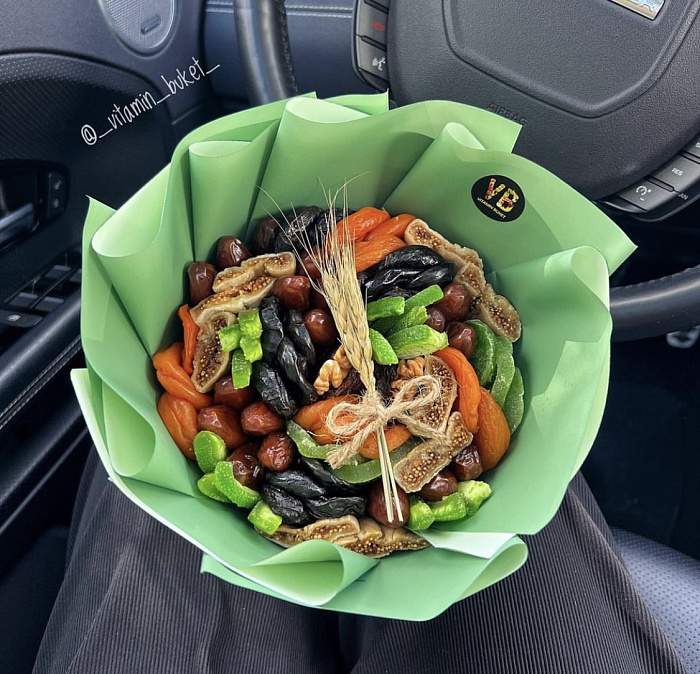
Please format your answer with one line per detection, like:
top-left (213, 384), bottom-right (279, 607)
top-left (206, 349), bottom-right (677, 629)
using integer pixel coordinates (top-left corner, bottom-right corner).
top-left (378, 287), bottom-right (414, 302)
top-left (261, 484), bottom-right (313, 526)
top-left (374, 364), bottom-right (398, 404)
top-left (260, 297), bottom-right (285, 365)
top-left (277, 337), bottom-right (318, 404)
top-left (251, 362), bottom-right (298, 419)
top-left (376, 245), bottom-right (444, 272)
top-left (299, 458), bottom-right (364, 496)
top-left (273, 206), bottom-right (322, 253)
top-left (365, 268), bottom-right (422, 301)
top-left (406, 261), bottom-right (455, 290)
top-left (306, 495), bottom-right (367, 520)
top-left (285, 310), bottom-right (316, 365)
top-left (266, 470), bottom-right (326, 499)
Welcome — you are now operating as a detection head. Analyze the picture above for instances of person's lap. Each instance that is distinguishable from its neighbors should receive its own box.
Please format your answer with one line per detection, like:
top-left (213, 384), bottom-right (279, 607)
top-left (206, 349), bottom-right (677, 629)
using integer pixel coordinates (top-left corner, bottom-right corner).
top-left (33, 451), bottom-right (686, 673)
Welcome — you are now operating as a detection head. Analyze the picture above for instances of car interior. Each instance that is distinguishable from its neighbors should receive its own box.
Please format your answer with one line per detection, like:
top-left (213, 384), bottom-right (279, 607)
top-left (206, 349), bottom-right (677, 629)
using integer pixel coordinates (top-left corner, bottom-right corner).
top-left (1, 0), bottom-right (699, 671)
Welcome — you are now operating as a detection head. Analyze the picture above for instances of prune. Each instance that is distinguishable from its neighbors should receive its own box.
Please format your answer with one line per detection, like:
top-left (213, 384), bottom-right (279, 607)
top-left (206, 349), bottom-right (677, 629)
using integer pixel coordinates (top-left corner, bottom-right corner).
top-left (375, 364), bottom-right (398, 404)
top-left (273, 276), bottom-right (311, 311)
top-left (450, 445), bottom-right (483, 481)
top-left (216, 236), bottom-right (251, 270)
top-left (432, 283), bottom-right (470, 322)
top-left (197, 405), bottom-right (246, 450)
top-left (260, 297), bottom-right (285, 365)
top-left (285, 310), bottom-right (316, 365)
top-left (378, 286), bottom-right (414, 302)
top-left (261, 484), bottom-right (313, 526)
top-left (304, 309), bottom-right (338, 347)
top-left (446, 322), bottom-right (477, 358)
top-left (418, 469), bottom-right (458, 501)
top-left (276, 337), bottom-right (317, 403)
top-left (240, 400), bottom-right (286, 436)
top-left (273, 206), bottom-right (322, 253)
top-left (214, 377), bottom-right (257, 410)
top-left (325, 368), bottom-right (364, 398)
top-left (366, 481), bottom-right (410, 528)
top-left (257, 433), bottom-right (296, 472)
top-left (251, 216), bottom-right (279, 255)
top-left (376, 245), bottom-right (444, 272)
top-left (299, 458), bottom-right (364, 496)
top-left (365, 268), bottom-right (422, 301)
top-left (266, 470), bottom-right (326, 499)
top-left (227, 443), bottom-right (263, 490)
top-left (425, 307), bottom-right (446, 332)
top-left (187, 262), bottom-right (217, 305)
top-left (406, 262), bottom-right (455, 290)
top-left (251, 362), bottom-right (299, 419)
top-left (306, 495), bottom-right (367, 520)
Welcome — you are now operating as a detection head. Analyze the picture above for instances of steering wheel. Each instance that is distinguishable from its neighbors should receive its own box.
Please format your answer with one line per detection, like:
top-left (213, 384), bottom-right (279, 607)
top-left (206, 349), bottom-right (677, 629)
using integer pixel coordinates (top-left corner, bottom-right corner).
top-left (232, 0), bottom-right (700, 341)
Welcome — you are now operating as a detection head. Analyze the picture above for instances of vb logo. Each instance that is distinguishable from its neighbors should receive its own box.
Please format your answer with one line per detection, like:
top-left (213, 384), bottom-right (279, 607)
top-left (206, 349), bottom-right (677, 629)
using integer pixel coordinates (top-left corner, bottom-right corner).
top-left (471, 175), bottom-right (525, 222)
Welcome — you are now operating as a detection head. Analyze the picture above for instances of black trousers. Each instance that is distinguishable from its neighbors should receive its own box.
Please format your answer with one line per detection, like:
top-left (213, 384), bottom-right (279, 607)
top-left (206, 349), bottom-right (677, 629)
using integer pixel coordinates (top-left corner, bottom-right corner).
top-left (33, 451), bottom-right (686, 673)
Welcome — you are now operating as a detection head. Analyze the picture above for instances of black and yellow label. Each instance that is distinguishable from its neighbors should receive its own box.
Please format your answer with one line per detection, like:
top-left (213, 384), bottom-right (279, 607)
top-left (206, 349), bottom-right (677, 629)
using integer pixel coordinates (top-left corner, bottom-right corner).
top-left (471, 175), bottom-right (525, 222)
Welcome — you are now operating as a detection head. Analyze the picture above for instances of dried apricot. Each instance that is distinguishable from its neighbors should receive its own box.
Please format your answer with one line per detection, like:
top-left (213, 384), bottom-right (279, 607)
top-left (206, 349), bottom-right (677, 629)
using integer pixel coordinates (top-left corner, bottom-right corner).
top-left (472, 388), bottom-right (511, 471)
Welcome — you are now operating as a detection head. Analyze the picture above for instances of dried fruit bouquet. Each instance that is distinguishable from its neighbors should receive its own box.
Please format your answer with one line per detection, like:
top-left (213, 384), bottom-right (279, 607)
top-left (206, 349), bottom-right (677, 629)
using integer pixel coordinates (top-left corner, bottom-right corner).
top-left (74, 94), bottom-right (634, 620)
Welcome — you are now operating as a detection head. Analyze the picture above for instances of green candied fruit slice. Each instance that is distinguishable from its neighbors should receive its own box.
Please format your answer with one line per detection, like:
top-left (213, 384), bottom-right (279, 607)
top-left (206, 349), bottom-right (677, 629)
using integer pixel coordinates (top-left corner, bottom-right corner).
top-left (214, 461), bottom-right (261, 509)
top-left (489, 336), bottom-right (516, 408)
top-left (385, 306), bottom-right (428, 336)
top-left (429, 491), bottom-right (468, 522)
top-left (404, 284), bottom-right (444, 311)
top-left (457, 480), bottom-right (492, 518)
top-left (366, 296), bottom-right (405, 322)
top-left (407, 496), bottom-right (435, 531)
top-left (369, 329), bottom-right (399, 365)
top-left (218, 324), bottom-right (242, 353)
top-left (331, 440), bottom-right (418, 483)
top-left (197, 473), bottom-right (231, 503)
top-left (194, 430), bottom-right (228, 474)
top-left (231, 348), bottom-right (252, 389)
top-left (502, 367), bottom-right (524, 433)
top-left (286, 420), bottom-right (331, 459)
top-left (240, 336), bottom-right (263, 363)
top-left (466, 320), bottom-right (497, 386)
top-left (247, 500), bottom-right (283, 535)
top-left (238, 307), bottom-right (263, 339)
top-left (388, 325), bottom-right (448, 360)
top-left (372, 285), bottom-right (444, 334)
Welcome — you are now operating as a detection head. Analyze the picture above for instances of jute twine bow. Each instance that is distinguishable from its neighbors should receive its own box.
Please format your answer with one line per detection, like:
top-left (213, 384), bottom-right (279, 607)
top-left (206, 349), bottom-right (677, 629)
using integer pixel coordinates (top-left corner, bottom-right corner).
top-left (325, 374), bottom-right (447, 468)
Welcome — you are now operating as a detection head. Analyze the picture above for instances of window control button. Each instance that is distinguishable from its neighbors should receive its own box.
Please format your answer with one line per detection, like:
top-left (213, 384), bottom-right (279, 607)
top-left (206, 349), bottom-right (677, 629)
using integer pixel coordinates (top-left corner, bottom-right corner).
top-left (617, 180), bottom-right (674, 211)
top-left (356, 39), bottom-right (388, 82)
top-left (45, 264), bottom-right (72, 281)
top-left (652, 155), bottom-right (700, 193)
top-left (0, 309), bottom-right (42, 328)
top-left (357, 1), bottom-right (388, 47)
top-left (683, 137), bottom-right (700, 161)
top-left (9, 291), bottom-right (39, 309)
top-left (35, 296), bottom-right (64, 313)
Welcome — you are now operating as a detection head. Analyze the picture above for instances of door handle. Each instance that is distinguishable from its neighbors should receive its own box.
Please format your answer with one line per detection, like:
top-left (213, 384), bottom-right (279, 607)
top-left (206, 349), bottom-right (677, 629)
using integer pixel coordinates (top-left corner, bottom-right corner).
top-left (0, 203), bottom-right (36, 248)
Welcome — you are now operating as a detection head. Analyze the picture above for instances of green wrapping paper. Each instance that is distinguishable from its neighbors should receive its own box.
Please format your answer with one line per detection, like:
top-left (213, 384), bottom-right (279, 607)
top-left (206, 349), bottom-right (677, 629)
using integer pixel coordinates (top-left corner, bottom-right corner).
top-left (73, 93), bottom-right (635, 620)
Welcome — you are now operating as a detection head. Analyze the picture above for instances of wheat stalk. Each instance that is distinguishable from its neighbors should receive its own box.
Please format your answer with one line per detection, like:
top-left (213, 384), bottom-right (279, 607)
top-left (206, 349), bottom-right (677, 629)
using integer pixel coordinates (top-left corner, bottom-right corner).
top-left (294, 187), bottom-right (402, 523)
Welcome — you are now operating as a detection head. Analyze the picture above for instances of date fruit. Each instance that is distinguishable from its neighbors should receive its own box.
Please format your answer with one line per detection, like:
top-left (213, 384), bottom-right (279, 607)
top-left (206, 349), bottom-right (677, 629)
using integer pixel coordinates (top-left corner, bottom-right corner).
top-left (187, 262), bottom-right (217, 305)
top-left (304, 309), bottom-right (338, 346)
top-left (197, 405), bottom-right (247, 450)
top-left (240, 400), bottom-right (286, 436)
top-left (216, 236), bottom-right (251, 270)
top-left (273, 276), bottom-right (311, 312)
top-left (446, 322), bottom-right (477, 359)
top-left (450, 445), bottom-right (483, 481)
top-left (226, 442), bottom-right (263, 490)
top-left (257, 432), bottom-right (296, 472)
top-left (432, 283), bottom-right (470, 323)
top-left (366, 481), bottom-right (410, 528)
top-left (214, 376), bottom-right (257, 410)
top-left (425, 307), bottom-right (446, 333)
top-left (418, 469), bottom-right (457, 501)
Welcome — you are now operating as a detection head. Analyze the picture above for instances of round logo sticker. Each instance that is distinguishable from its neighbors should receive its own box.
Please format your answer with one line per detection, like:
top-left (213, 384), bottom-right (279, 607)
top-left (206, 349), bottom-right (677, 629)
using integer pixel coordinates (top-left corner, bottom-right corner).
top-left (471, 175), bottom-right (525, 222)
